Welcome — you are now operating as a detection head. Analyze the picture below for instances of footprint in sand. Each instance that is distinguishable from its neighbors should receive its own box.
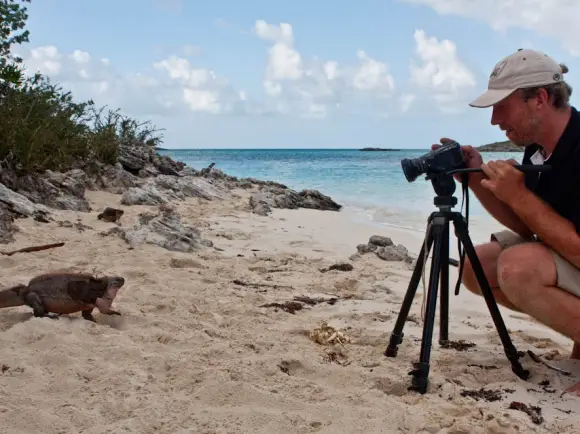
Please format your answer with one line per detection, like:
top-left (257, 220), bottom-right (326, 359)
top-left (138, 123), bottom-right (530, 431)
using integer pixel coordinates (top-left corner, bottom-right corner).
top-left (372, 377), bottom-right (410, 396)
top-left (0, 256), bottom-right (17, 270)
top-left (511, 330), bottom-right (556, 349)
top-left (289, 240), bottom-right (311, 247)
top-left (277, 359), bottom-right (313, 377)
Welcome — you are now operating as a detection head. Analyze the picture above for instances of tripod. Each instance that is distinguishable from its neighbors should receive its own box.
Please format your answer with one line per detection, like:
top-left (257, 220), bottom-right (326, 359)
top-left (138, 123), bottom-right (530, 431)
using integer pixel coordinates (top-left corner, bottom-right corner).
top-left (384, 173), bottom-right (530, 394)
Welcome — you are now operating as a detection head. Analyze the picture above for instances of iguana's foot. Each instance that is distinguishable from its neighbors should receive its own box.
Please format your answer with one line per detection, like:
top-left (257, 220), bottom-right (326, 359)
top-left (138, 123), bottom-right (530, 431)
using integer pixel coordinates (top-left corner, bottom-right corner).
top-left (45, 313), bottom-right (60, 320)
top-left (81, 309), bottom-right (96, 322)
top-left (105, 310), bottom-right (121, 316)
top-left (26, 292), bottom-right (49, 318)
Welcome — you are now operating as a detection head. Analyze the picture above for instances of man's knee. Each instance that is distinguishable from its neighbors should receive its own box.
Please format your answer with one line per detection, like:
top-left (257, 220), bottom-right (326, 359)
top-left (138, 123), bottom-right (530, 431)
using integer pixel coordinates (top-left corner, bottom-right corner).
top-left (496, 243), bottom-right (558, 298)
top-left (461, 241), bottom-right (502, 292)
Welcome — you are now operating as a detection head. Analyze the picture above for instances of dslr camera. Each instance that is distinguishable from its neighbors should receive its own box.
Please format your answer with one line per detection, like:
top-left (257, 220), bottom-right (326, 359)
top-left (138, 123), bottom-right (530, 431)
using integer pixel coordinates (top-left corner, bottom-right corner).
top-left (401, 140), bottom-right (466, 183)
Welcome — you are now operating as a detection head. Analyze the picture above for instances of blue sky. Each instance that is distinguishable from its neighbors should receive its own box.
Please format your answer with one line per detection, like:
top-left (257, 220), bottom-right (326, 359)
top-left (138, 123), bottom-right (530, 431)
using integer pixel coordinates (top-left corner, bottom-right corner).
top-left (16, 0), bottom-right (580, 149)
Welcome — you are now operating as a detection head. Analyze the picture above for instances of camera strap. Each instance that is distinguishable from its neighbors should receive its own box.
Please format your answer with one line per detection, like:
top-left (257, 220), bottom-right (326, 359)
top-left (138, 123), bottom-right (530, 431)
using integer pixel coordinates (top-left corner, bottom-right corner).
top-left (454, 173), bottom-right (469, 295)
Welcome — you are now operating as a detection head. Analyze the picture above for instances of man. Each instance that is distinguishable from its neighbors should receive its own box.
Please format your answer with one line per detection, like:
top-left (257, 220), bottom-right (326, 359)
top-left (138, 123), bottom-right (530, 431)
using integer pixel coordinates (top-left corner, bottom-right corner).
top-left (434, 48), bottom-right (580, 366)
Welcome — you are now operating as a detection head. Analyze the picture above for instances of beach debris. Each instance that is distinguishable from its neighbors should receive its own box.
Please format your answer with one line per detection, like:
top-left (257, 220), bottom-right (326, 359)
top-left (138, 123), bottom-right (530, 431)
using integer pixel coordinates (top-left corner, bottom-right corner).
top-left (277, 359), bottom-right (307, 376)
top-left (97, 206), bottom-right (124, 223)
top-left (101, 207), bottom-right (213, 252)
top-left (260, 301), bottom-right (304, 314)
top-left (467, 363), bottom-right (500, 370)
top-left (1, 242), bottom-right (65, 256)
top-left (508, 401), bottom-right (544, 425)
top-left (259, 294), bottom-right (344, 314)
top-left (323, 348), bottom-right (351, 366)
top-left (354, 235), bottom-right (414, 263)
top-left (0, 272), bottom-right (125, 321)
top-left (527, 349), bottom-right (572, 376)
top-left (440, 339), bottom-right (476, 351)
top-left (319, 262), bottom-right (353, 273)
top-left (294, 295), bottom-right (339, 306)
top-left (460, 387), bottom-right (504, 402)
top-left (58, 220), bottom-right (93, 232)
top-left (309, 321), bottom-right (350, 346)
top-left (541, 349), bottom-right (560, 360)
top-left (249, 185), bottom-right (342, 216)
top-left (234, 279), bottom-right (293, 290)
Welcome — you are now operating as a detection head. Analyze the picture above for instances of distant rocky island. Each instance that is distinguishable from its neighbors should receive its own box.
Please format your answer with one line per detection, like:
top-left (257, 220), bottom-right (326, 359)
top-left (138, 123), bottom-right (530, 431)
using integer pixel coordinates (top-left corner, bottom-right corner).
top-left (360, 141), bottom-right (522, 152)
top-left (476, 140), bottom-right (523, 152)
top-left (359, 147), bottom-right (401, 151)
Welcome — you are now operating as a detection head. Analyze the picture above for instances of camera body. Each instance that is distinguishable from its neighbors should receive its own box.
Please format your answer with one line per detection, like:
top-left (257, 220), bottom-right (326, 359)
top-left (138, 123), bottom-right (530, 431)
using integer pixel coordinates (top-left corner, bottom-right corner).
top-left (401, 140), bottom-right (467, 183)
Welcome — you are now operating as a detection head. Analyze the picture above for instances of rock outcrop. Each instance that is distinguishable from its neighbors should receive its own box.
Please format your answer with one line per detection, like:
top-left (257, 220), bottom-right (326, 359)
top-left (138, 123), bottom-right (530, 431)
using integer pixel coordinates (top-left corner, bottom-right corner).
top-left (120, 174), bottom-right (231, 206)
top-left (249, 185), bottom-right (342, 216)
top-left (0, 143), bottom-right (343, 243)
top-left (118, 141), bottom-right (186, 177)
top-left (101, 206), bottom-right (213, 252)
top-left (352, 235), bottom-right (414, 263)
top-left (477, 140), bottom-right (524, 152)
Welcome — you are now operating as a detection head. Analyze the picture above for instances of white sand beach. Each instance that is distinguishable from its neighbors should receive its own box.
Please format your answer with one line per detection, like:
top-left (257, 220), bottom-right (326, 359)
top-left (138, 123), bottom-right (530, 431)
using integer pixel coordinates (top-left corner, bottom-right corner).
top-left (1, 185), bottom-right (580, 434)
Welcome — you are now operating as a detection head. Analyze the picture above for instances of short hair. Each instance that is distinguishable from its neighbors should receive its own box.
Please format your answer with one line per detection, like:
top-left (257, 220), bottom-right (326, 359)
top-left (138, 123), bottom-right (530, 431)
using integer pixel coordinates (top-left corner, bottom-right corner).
top-left (520, 63), bottom-right (573, 109)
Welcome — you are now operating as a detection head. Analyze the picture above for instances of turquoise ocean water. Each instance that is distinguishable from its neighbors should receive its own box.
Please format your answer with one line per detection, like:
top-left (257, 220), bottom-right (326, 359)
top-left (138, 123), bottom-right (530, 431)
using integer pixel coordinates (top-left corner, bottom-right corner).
top-left (159, 148), bottom-right (522, 235)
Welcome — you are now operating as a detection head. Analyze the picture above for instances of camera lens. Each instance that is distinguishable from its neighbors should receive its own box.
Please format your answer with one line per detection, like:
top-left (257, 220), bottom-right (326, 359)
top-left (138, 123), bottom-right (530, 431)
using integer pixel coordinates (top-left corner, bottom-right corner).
top-left (401, 158), bottom-right (424, 182)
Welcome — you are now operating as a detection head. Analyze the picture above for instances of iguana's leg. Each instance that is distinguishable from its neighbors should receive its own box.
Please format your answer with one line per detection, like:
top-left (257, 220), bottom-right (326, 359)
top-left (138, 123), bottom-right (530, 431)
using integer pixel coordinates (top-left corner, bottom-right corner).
top-left (24, 293), bottom-right (59, 319)
top-left (95, 298), bottom-right (121, 315)
top-left (81, 308), bottom-right (96, 322)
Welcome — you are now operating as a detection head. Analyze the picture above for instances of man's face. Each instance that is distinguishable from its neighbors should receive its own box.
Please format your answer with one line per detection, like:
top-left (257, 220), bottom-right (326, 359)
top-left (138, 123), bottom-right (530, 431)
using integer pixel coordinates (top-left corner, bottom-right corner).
top-left (490, 91), bottom-right (541, 146)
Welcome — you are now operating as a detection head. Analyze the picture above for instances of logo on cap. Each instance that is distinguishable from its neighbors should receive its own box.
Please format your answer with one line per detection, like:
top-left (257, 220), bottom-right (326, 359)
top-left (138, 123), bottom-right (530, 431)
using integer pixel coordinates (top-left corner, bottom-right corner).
top-left (490, 60), bottom-right (508, 80)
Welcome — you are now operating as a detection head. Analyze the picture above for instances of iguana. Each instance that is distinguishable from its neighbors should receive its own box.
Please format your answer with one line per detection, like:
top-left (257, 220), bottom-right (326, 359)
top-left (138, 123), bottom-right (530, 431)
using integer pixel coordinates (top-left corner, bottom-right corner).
top-left (0, 272), bottom-right (126, 322)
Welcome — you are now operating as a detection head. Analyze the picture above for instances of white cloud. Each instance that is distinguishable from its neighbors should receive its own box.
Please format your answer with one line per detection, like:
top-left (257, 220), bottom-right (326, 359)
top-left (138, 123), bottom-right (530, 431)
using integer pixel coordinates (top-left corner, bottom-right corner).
top-left (352, 50), bottom-right (395, 93)
top-left (253, 20), bottom-right (398, 118)
top-left (409, 29), bottom-right (476, 113)
top-left (19, 45), bottom-right (259, 117)
top-left (16, 23), bottom-right (476, 122)
top-left (399, 94), bottom-right (416, 113)
top-left (265, 42), bottom-right (303, 81)
top-left (402, 0), bottom-right (580, 56)
top-left (254, 20), bottom-right (294, 45)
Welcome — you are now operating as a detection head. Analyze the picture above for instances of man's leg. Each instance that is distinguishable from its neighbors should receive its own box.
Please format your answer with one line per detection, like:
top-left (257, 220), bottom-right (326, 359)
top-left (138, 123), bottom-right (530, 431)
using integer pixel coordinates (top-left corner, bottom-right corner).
top-left (496, 242), bottom-right (580, 350)
top-left (460, 239), bottom-right (522, 312)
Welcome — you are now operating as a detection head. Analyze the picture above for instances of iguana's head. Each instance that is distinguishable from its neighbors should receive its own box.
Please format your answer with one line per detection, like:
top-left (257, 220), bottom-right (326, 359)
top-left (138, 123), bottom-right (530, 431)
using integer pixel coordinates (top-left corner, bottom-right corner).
top-left (105, 276), bottom-right (125, 290)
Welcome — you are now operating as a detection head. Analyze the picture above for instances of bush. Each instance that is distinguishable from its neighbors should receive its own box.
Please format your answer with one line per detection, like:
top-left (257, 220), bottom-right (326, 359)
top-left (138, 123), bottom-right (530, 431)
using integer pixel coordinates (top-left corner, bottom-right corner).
top-left (0, 0), bottom-right (164, 174)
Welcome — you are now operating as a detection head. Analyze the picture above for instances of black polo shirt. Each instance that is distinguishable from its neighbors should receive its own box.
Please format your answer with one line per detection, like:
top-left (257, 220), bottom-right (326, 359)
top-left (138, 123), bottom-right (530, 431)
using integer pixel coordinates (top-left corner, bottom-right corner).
top-left (522, 105), bottom-right (580, 234)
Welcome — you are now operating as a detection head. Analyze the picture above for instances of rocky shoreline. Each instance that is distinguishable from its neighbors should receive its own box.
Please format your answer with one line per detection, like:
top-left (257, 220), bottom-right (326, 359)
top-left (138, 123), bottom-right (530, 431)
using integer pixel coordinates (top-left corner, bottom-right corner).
top-left (0, 143), bottom-right (342, 249)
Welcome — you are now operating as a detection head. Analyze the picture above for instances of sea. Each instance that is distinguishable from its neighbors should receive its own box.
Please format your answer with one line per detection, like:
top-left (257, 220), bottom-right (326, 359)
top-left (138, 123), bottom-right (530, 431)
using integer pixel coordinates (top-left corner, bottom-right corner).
top-left (158, 148), bottom-right (522, 243)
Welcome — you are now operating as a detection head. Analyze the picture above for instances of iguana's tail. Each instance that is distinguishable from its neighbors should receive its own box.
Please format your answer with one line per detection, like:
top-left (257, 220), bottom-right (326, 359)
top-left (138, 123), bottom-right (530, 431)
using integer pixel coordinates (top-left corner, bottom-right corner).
top-left (0, 284), bottom-right (26, 308)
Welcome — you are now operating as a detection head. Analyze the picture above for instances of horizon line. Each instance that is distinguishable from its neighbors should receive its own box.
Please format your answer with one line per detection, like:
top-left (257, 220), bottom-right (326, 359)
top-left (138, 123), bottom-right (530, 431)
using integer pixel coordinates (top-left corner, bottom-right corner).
top-left (156, 147), bottom-right (430, 151)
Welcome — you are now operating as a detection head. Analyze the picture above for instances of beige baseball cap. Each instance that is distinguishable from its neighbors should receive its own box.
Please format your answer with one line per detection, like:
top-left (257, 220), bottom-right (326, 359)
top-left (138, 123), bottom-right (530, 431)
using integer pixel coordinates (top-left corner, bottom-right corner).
top-left (469, 48), bottom-right (566, 108)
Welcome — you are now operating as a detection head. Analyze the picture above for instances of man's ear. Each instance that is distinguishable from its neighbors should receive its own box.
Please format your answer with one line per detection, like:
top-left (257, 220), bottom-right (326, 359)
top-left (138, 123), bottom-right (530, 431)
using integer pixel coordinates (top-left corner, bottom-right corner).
top-left (534, 87), bottom-right (550, 110)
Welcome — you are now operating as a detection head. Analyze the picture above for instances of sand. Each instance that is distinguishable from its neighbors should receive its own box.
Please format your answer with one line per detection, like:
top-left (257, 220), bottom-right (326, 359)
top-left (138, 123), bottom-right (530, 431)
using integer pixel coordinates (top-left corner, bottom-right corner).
top-left (1, 187), bottom-right (580, 433)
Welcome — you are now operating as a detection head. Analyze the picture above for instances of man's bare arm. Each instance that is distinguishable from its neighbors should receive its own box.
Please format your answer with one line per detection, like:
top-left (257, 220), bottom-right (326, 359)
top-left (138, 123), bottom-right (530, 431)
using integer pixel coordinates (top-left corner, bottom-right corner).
top-left (510, 189), bottom-right (580, 268)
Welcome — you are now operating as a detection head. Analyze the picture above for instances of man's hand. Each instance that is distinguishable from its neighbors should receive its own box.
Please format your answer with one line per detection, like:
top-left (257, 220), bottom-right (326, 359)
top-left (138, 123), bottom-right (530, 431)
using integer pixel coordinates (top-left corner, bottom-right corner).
top-left (480, 159), bottom-right (527, 204)
top-left (431, 137), bottom-right (484, 183)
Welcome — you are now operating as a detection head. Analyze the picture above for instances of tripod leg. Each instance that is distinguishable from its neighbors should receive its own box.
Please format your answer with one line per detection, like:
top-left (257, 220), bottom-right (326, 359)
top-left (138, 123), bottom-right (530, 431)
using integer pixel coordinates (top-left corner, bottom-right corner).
top-left (385, 220), bottom-right (435, 358)
top-left (409, 219), bottom-right (445, 394)
top-left (451, 214), bottom-right (530, 381)
top-left (439, 220), bottom-right (449, 345)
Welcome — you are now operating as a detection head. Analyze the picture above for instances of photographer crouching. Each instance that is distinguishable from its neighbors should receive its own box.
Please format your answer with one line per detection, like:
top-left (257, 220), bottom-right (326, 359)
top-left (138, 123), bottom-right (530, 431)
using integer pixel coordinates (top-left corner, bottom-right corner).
top-left (436, 49), bottom-right (580, 390)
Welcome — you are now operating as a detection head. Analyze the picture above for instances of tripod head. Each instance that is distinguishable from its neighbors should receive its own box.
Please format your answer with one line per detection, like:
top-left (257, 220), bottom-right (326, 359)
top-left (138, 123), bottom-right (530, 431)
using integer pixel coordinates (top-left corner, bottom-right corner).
top-left (428, 173), bottom-right (457, 210)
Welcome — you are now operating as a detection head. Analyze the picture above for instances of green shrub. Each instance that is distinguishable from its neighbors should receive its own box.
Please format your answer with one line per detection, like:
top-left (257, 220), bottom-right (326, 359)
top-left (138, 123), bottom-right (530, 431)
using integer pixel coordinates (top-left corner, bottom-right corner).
top-left (0, 0), bottom-right (165, 174)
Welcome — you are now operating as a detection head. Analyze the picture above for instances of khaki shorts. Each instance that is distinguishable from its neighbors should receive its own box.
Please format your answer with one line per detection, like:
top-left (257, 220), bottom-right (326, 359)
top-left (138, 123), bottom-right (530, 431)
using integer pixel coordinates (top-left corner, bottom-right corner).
top-left (491, 229), bottom-right (580, 297)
